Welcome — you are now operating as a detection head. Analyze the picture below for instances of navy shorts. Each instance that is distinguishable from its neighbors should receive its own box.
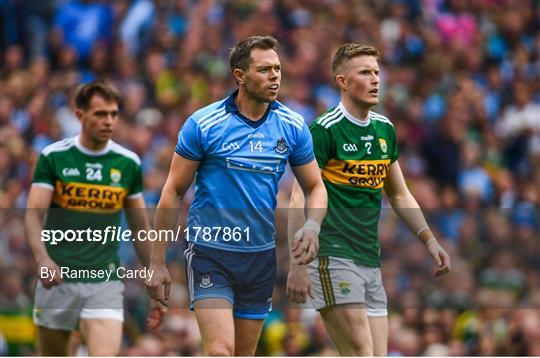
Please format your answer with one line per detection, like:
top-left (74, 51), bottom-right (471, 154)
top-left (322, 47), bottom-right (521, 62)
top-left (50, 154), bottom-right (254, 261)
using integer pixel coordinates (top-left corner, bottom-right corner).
top-left (183, 242), bottom-right (276, 319)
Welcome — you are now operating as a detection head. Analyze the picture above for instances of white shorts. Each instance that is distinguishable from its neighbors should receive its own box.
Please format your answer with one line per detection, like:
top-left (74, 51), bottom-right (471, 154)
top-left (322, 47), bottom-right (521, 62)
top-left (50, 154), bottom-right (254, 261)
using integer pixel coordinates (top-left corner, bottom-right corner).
top-left (33, 280), bottom-right (124, 330)
top-left (308, 256), bottom-right (388, 317)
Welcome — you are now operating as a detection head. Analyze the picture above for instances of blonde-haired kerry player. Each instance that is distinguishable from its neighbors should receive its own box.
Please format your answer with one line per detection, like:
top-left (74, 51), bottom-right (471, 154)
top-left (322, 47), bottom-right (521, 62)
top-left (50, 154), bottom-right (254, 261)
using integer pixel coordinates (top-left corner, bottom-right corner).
top-left (25, 80), bottom-right (163, 356)
top-left (287, 44), bottom-right (451, 356)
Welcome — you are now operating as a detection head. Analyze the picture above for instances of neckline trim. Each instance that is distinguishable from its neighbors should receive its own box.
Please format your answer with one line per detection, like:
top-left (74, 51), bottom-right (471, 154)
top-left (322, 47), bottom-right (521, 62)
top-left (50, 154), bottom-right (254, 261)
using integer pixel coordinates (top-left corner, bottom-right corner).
top-left (339, 102), bottom-right (371, 127)
top-left (74, 135), bottom-right (112, 156)
top-left (224, 90), bottom-right (278, 129)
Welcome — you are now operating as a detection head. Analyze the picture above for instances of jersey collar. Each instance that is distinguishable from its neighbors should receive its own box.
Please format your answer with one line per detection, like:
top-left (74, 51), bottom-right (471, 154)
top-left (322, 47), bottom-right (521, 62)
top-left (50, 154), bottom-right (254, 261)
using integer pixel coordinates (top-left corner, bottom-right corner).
top-left (225, 90), bottom-right (279, 128)
top-left (75, 135), bottom-right (112, 156)
top-left (339, 102), bottom-right (371, 127)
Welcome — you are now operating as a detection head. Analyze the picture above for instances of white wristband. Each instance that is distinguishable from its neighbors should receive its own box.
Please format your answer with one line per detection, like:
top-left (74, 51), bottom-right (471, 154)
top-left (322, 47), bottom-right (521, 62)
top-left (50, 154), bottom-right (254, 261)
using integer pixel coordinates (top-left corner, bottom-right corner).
top-left (294, 219), bottom-right (321, 241)
top-left (303, 219), bottom-right (321, 235)
top-left (425, 237), bottom-right (437, 246)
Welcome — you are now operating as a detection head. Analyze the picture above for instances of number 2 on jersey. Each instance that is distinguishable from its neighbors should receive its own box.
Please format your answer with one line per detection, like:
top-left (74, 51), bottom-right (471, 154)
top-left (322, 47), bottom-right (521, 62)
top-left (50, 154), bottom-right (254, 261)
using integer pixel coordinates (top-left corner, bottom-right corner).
top-left (365, 142), bottom-right (372, 155)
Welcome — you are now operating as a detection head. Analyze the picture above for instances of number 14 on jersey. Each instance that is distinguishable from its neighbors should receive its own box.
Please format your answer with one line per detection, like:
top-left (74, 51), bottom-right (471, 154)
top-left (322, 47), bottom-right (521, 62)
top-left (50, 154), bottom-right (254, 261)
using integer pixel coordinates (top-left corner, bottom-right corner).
top-left (249, 140), bottom-right (263, 152)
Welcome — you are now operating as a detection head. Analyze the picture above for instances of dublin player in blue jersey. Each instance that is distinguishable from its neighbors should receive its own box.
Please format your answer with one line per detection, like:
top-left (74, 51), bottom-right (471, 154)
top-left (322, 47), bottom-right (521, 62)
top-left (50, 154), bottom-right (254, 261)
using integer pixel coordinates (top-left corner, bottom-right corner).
top-left (146, 36), bottom-right (327, 356)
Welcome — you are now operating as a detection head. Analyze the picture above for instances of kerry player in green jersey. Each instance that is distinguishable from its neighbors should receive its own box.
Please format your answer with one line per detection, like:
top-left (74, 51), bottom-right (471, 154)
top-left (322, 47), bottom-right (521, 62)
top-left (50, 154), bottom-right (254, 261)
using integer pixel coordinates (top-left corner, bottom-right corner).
top-left (287, 44), bottom-right (451, 355)
top-left (24, 80), bottom-right (163, 355)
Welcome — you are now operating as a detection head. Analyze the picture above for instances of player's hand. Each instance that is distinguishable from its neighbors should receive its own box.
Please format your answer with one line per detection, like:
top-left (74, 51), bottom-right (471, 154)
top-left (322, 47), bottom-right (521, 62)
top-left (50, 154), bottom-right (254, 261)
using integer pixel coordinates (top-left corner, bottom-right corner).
top-left (426, 238), bottom-right (451, 277)
top-left (145, 262), bottom-right (171, 307)
top-left (292, 227), bottom-right (319, 265)
top-left (37, 256), bottom-right (62, 289)
top-left (146, 299), bottom-right (167, 330)
top-left (286, 264), bottom-right (314, 304)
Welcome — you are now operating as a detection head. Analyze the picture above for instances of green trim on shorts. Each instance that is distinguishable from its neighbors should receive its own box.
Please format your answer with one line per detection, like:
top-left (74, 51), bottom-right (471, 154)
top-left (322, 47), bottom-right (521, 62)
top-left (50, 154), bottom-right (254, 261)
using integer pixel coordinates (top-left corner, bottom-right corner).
top-left (318, 257), bottom-right (335, 306)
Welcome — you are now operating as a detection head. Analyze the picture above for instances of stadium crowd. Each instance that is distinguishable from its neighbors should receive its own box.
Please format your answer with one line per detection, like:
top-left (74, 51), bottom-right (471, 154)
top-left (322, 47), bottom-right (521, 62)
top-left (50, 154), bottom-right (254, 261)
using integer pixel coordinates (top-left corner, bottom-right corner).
top-left (1, 0), bottom-right (539, 355)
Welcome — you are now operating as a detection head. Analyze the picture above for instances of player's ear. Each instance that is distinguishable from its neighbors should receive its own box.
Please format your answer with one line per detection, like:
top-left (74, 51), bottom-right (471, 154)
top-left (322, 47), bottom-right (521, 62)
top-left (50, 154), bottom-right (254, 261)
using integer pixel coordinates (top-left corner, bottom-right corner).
top-left (75, 108), bottom-right (83, 120)
top-left (233, 68), bottom-right (245, 85)
top-left (335, 74), bottom-right (346, 91)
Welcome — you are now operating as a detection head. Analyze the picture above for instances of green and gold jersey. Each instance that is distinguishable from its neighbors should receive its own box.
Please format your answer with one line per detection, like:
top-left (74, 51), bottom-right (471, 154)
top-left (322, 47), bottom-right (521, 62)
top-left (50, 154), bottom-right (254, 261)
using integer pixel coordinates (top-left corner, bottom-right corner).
top-left (32, 136), bottom-right (143, 282)
top-left (310, 103), bottom-right (399, 267)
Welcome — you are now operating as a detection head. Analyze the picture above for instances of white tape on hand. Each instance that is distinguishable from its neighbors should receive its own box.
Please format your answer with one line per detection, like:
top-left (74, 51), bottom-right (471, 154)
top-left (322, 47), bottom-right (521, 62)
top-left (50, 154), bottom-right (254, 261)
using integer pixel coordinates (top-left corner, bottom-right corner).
top-left (294, 219), bottom-right (321, 241)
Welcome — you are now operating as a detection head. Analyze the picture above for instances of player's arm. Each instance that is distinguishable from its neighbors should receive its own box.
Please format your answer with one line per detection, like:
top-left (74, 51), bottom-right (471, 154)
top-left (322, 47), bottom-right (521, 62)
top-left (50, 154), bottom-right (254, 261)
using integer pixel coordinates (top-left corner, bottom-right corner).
top-left (290, 160), bottom-right (327, 265)
top-left (24, 186), bottom-right (62, 288)
top-left (125, 194), bottom-right (168, 328)
top-left (287, 121), bottom-right (329, 303)
top-left (288, 178), bottom-right (306, 252)
top-left (286, 175), bottom-right (319, 304)
top-left (145, 154), bottom-right (200, 305)
top-left (383, 161), bottom-right (451, 277)
top-left (124, 195), bottom-right (151, 267)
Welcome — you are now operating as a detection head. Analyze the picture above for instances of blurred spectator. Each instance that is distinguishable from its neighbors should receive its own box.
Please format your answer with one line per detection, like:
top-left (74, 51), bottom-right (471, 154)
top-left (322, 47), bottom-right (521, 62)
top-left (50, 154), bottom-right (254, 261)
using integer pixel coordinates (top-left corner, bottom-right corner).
top-left (0, 269), bottom-right (35, 355)
top-left (459, 140), bottom-right (494, 203)
top-left (119, 0), bottom-right (156, 57)
top-left (51, 0), bottom-right (114, 64)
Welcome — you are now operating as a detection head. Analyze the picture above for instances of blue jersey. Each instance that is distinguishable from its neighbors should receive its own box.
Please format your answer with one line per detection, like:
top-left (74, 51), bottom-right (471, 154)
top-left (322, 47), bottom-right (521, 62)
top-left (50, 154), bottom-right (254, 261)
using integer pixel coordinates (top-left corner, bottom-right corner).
top-left (176, 92), bottom-right (314, 252)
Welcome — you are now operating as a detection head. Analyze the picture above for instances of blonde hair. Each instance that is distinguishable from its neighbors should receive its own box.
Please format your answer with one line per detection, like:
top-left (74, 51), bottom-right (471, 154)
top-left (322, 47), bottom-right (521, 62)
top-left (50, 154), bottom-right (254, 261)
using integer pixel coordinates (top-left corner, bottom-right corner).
top-left (332, 44), bottom-right (379, 76)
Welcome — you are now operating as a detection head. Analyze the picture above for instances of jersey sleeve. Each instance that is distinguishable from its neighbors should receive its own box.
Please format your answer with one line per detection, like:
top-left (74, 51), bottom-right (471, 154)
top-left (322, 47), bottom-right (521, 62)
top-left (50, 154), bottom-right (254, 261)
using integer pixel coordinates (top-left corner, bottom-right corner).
top-left (390, 125), bottom-right (399, 163)
top-left (32, 153), bottom-right (55, 189)
top-left (289, 121), bottom-right (315, 166)
top-left (128, 161), bottom-right (144, 198)
top-left (309, 122), bottom-right (333, 169)
top-left (175, 117), bottom-right (204, 161)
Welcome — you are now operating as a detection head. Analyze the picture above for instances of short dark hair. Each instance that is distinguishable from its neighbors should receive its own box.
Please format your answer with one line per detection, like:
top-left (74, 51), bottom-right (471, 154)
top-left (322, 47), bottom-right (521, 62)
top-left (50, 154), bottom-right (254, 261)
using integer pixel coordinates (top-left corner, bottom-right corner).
top-left (74, 80), bottom-right (121, 110)
top-left (229, 36), bottom-right (278, 71)
top-left (332, 44), bottom-right (379, 76)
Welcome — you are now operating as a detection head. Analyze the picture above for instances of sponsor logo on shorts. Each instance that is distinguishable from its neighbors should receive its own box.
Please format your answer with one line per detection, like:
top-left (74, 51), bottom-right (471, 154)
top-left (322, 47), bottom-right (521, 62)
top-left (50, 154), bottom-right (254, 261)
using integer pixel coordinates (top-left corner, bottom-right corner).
top-left (339, 282), bottom-right (351, 295)
top-left (34, 307), bottom-right (42, 321)
top-left (199, 274), bottom-right (214, 288)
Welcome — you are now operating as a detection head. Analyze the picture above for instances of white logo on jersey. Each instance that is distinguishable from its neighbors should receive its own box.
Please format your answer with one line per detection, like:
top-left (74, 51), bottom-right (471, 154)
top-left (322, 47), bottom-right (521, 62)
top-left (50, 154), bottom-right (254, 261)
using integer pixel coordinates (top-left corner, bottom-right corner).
top-left (274, 138), bottom-right (289, 154)
top-left (85, 163), bottom-right (103, 181)
top-left (222, 142), bottom-right (240, 151)
top-left (361, 135), bottom-right (374, 141)
top-left (343, 143), bottom-right (358, 152)
top-left (62, 168), bottom-right (80, 176)
top-left (85, 163), bottom-right (103, 169)
top-left (86, 168), bottom-right (102, 181)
